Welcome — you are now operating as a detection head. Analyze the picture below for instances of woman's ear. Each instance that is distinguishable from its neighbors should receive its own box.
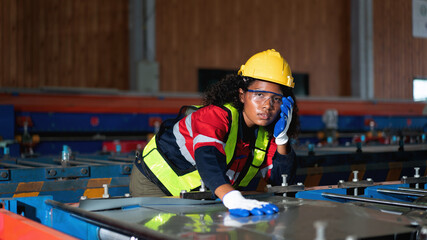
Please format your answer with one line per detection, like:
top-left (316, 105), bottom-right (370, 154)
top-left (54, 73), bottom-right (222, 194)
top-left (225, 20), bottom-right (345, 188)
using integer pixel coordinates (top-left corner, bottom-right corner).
top-left (239, 88), bottom-right (245, 103)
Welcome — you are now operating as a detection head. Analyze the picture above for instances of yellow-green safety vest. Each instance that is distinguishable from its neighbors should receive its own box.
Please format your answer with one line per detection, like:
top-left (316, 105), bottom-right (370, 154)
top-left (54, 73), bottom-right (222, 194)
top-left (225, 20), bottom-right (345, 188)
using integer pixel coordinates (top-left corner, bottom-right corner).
top-left (140, 104), bottom-right (270, 196)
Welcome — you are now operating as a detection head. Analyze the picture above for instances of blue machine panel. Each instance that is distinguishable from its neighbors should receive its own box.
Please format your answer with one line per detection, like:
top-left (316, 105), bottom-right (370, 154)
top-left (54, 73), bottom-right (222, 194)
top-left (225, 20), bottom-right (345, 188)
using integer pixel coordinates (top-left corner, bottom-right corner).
top-left (16, 112), bottom-right (176, 133)
top-left (0, 105), bottom-right (14, 139)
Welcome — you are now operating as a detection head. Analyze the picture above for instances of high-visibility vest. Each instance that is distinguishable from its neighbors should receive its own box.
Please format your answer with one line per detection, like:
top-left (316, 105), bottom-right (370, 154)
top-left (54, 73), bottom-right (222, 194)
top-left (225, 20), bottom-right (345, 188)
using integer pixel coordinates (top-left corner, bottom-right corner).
top-left (138, 104), bottom-right (270, 196)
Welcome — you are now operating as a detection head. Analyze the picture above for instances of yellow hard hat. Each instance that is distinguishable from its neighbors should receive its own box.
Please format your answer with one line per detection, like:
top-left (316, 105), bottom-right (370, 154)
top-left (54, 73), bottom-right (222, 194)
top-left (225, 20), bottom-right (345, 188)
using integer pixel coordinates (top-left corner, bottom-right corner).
top-left (238, 49), bottom-right (295, 88)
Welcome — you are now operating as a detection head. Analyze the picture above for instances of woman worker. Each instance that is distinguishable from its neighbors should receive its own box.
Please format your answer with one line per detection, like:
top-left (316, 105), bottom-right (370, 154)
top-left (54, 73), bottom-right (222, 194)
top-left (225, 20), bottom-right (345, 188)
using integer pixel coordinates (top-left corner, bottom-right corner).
top-left (130, 49), bottom-right (299, 217)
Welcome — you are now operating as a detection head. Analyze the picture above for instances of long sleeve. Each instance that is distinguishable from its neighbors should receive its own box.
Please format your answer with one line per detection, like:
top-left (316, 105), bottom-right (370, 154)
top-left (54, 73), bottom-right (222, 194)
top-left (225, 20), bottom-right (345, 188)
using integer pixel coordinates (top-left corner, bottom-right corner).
top-left (268, 147), bottom-right (297, 186)
top-left (190, 105), bottom-right (232, 192)
top-left (194, 146), bottom-right (230, 192)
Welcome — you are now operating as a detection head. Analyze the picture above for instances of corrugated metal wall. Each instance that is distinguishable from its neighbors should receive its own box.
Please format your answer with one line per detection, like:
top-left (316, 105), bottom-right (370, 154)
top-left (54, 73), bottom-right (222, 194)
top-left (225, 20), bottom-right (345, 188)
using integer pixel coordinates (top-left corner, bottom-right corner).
top-left (373, 0), bottom-right (427, 100)
top-left (1, 0), bottom-right (426, 99)
top-left (0, 0), bottom-right (129, 90)
top-left (156, 0), bottom-right (352, 96)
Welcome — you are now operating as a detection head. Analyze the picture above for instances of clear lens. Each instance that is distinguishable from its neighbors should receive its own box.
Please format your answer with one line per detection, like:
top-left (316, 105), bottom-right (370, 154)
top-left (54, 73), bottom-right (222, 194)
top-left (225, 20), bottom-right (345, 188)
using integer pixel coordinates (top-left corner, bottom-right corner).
top-left (248, 90), bottom-right (282, 106)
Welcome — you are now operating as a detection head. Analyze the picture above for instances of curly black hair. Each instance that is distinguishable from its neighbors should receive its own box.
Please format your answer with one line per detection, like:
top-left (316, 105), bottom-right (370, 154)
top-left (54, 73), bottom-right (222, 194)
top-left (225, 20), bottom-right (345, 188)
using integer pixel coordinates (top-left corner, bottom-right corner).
top-left (202, 74), bottom-right (300, 139)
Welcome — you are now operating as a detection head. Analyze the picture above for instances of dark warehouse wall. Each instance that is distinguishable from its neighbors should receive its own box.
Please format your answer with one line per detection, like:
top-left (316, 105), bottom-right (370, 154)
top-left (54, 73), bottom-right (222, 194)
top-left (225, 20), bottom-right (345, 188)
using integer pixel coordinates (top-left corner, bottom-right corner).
top-left (373, 0), bottom-right (427, 100)
top-left (156, 0), bottom-right (352, 96)
top-left (0, 0), bottom-right (129, 90)
top-left (1, 0), bottom-right (427, 99)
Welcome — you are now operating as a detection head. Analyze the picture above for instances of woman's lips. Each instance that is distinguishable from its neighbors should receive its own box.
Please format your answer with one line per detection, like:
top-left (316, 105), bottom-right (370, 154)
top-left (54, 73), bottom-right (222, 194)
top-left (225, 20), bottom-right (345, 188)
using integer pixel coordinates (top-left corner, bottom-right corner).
top-left (258, 112), bottom-right (270, 120)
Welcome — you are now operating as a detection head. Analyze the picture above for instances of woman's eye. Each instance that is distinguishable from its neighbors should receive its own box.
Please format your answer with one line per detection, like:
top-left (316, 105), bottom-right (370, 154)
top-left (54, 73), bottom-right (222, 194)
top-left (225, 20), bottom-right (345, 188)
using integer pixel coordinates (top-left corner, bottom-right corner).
top-left (273, 97), bottom-right (281, 102)
top-left (256, 93), bottom-right (264, 97)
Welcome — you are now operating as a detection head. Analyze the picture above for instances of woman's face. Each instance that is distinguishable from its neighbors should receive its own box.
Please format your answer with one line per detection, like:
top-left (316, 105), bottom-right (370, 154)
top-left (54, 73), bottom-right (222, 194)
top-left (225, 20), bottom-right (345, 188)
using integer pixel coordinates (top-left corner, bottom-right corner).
top-left (239, 80), bottom-right (283, 128)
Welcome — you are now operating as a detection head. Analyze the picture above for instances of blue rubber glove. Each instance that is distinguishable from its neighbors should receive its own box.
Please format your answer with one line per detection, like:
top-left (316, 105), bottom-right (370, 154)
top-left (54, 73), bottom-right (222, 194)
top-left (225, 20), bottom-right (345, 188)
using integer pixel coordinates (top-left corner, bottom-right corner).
top-left (274, 96), bottom-right (294, 145)
top-left (222, 190), bottom-right (280, 217)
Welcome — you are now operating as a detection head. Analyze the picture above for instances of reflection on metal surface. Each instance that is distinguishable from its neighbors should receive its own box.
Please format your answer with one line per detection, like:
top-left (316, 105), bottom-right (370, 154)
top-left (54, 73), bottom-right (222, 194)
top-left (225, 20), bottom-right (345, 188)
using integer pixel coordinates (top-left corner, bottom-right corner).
top-left (323, 192), bottom-right (427, 209)
top-left (87, 196), bottom-right (416, 239)
top-left (377, 188), bottom-right (427, 197)
top-left (79, 196), bottom-right (218, 211)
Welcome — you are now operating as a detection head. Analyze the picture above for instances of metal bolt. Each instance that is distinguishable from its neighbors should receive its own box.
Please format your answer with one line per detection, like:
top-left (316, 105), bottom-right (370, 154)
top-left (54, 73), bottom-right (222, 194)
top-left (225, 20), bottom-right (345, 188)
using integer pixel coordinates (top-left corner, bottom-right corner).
top-left (124, 193), bottom-right (131, 197)
top-left (367, 178), bottom-right (373, 182)
top-left (352, 170), bottom-right (359, 182)
top-left (124, 166), bottom-right (131, 173)
top-left (414, 167), bottom-right (420, 178)
top-left (297, 182), bottom-right (303, 186)
top-left (414, 167), bottom-right (421, 189)
top-left (80, 168), bottom-right (88, 175)
top-left (314, 220), bottom-right (327, 240)
top-left (281, 174), bottom-right (288, 186)
top-left (80, 196), bottom-right (87, 200)
top-left (401, 175), bottom-right (408, 184)
top-left (48, 169), bottom-right (57, 176)
top-left (0, 172), bottom-right (8, 178)
top-left (102, 184), bottom-right (110, 198)
top-left (199, 179), bottom-right (206, 192)
top-left (339, 180), bottom-right (345, 184)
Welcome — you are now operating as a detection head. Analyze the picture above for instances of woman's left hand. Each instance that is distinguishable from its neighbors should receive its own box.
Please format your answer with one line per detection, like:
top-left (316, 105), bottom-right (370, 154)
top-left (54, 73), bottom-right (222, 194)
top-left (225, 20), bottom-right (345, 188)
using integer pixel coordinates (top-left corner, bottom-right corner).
top-left (222, 190), bottom-right (280, 217)
top-left (274, 96), bottom-right (294, 145)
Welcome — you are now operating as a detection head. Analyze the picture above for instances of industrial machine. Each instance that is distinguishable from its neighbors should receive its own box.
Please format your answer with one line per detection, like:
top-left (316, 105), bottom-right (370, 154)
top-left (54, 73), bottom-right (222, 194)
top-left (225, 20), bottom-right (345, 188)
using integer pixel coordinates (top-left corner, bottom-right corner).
top-left (1, 91), bottom-right (427, 239)
top-left (3, 171), bottom-right (427, 239)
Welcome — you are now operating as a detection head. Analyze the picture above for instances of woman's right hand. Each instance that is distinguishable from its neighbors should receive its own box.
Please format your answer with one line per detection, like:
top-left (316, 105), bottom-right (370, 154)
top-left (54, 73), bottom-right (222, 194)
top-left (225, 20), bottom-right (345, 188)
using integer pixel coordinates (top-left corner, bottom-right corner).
top-left (274, 96), bottom-right (294, 145)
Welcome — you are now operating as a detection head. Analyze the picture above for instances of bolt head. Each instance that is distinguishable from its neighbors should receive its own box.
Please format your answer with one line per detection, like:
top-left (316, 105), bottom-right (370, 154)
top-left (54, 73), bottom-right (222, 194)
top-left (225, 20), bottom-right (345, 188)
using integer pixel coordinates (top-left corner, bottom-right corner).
top-left (0, 172), bottom-right (8, 178)
top-left (48, 169), bottom-right (57, 176)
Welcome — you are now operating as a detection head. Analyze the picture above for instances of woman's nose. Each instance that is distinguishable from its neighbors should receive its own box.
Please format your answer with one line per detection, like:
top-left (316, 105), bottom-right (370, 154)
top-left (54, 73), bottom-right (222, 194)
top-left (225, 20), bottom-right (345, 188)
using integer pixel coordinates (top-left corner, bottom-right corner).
top-left (262, 97), bottom-right (274, 108)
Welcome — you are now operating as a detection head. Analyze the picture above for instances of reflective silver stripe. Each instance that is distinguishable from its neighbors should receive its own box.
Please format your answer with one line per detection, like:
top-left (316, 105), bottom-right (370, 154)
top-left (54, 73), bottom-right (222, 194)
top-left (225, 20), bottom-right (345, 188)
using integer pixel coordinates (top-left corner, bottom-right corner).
top-left (226, 169), bottom-right (240, 183)
top-left (185, 113), bottom-right (193, 137)
top-left (260, 164), bottom-right (273, 178)
top-left (173, 115), bottom-right (196, 166)
top-left (193, 134), bottom-right (225, 150)
top-left (226, 169), bottom-right (234, 181)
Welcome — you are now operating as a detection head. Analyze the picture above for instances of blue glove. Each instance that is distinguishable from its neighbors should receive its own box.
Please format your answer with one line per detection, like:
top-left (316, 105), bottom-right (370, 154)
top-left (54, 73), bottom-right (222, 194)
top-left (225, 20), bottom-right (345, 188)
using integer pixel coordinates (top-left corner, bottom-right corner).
top-left (274, 96), bottom-right (294, 145)
top-left (222, 190), bottom-right (280, 217)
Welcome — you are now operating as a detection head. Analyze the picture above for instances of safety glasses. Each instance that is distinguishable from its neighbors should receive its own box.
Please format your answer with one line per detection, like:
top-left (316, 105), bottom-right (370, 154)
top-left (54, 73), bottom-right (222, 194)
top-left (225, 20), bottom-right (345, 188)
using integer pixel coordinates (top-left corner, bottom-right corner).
top-left (246, 89), bottom-right (284, 106)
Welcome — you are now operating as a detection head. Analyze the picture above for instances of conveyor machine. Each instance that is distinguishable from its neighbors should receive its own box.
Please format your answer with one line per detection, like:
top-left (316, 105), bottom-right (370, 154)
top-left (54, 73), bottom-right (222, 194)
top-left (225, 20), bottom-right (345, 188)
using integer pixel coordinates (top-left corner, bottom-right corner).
top-left (3, 169), bottom-right (427, 239)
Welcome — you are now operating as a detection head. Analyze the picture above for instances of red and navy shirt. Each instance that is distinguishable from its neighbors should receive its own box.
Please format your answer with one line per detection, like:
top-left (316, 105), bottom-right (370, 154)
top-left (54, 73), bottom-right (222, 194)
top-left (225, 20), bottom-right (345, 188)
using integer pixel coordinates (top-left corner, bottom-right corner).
top-left (157, 105), bottom-right (296, 193)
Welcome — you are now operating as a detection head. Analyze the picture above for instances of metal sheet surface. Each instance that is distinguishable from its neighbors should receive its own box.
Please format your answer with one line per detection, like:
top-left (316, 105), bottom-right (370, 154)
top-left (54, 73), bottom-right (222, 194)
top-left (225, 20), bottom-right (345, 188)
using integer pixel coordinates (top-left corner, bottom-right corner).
top-left (89, 195), bottom-right (416, 239)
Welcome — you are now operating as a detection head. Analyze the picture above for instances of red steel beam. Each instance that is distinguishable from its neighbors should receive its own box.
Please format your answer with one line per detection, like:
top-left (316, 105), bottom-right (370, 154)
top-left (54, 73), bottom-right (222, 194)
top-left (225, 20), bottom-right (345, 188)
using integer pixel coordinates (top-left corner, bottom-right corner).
top-left (0, 208), bottom-right (77, 240)
top-left (1, 93), bottom-right (426, 116)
